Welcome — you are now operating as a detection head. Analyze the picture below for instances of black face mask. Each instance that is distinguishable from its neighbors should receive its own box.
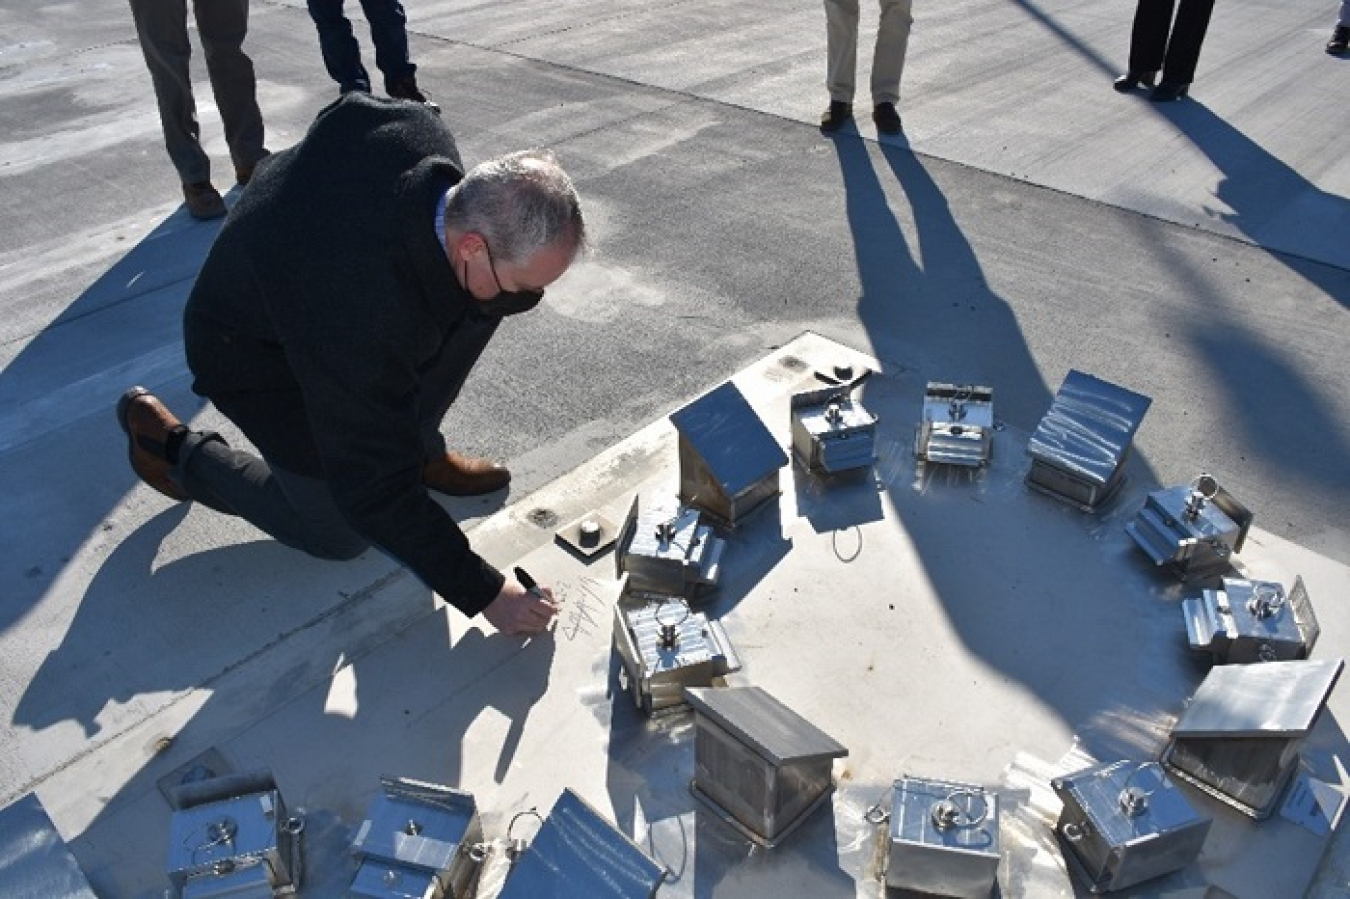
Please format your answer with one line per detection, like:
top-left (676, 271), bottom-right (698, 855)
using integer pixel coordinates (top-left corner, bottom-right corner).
top-left (463, 239), bottom-right (546, 318)
top-left (475, 288), bottom-right (545, 317)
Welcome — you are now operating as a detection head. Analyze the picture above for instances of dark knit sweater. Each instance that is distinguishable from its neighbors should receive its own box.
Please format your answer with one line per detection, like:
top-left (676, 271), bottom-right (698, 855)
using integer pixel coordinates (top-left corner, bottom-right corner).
top-left (183, 93), bottom-right (505, 616)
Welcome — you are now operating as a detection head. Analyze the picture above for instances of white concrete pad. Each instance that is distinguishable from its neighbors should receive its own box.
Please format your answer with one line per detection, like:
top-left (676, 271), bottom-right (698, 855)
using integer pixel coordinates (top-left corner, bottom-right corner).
top-left (26, 334), bottom-right (1348, 897)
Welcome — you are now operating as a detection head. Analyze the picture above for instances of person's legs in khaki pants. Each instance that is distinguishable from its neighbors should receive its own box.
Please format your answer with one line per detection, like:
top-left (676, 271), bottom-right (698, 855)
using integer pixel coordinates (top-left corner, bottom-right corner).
top-left (823, 0), bottom-right (913, 132)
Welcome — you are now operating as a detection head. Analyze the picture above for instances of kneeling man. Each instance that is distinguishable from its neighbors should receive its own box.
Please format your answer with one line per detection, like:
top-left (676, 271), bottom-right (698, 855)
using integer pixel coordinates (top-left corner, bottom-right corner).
top-left (118, 93), bottom-right (585, 635)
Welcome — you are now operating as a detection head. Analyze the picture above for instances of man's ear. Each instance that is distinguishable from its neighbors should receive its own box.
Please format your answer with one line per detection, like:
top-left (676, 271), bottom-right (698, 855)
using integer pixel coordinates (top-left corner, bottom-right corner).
top-left (455, 232), bottom-right (487, 259)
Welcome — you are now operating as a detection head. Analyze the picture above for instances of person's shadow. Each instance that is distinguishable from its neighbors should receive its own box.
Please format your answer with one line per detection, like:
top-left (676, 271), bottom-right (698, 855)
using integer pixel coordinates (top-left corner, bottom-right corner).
top-left (0, 209), bottom-right (222, 647)
top-left (1121, 99), bottom-right (1350, 544)
top-left (833, 131), bottom-right (1191, 772)
top-left (830, 123), bottom-right (1350, 895)
top-left (836, 133), bottom-right (1056, 451)
top-left (1147, 99), bottom-right (1350, 285)
top-left (15, 506), bottom-right (557, 896)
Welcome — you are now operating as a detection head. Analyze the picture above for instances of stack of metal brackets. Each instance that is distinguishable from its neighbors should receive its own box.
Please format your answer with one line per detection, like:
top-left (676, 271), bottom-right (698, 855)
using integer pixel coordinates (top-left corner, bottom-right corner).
top-left (166, 770), bottom-right (300, 898)
top-left (612, 585), bottom-right (741, 716)
top-left (915, 382), bottom-right (995, 467)
top-left (1025, 370), bottom-right (1151, 510)
top-left (614, 496), bottom-right (725, 599)
top-left (789, 384), bottom-right (877, 474)
top-left (885, 776), bottom-right (1001, 898)
top-left (1183, 575), bottom-right (1320, 664)
top-left (684, 685), bottom-right (848, 847)
top-left (1051, 761), bottom-right (1210, 894)
top-left (497, 788), bottom-right (665, 898)
top-left (670, 380), bottom-right (788, 527)
top-left (349, 778), bottom-right (483, 899)
top-left (1162, 658), bottom-right (1344, 819)
top-left (1127, 475), bottom-right (1255, 581)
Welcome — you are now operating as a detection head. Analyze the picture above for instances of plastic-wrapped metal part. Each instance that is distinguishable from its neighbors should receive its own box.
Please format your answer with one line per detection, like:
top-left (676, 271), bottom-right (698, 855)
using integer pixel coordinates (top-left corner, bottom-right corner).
top-left (349, 777), bottom-right (483, 899)
top-left (614, 496), bottom-right (725, 600)
top-left (612, 586), bottom-right (741, 716)
top-left (1126, 474), bottom-right (1254, 581)
top-left (1025, 370), bottom-right (1151, 510)
top-left (1183, 575), bottom-right (1319, 664)
top-left (790, 384), bottom-right (877, 474)
top-left (670, 380), bottom-right (788, 527)
top-left (684, 685), bottom-right (848, 847)
top-left (915, 382), bottom-right (994, 468)
top-left (497, 788), bottom-right (665, 898)
top-left (1051, 761), bottom-right (1210, 894)
top-left (1162, 658), bottom-right (1344, 819)
top-left (166, 770), bottom-right (299, 898)
top-left (884, 776), bottom-right (1000, 898)
top-left (0, 793), bottom-right (98, 898)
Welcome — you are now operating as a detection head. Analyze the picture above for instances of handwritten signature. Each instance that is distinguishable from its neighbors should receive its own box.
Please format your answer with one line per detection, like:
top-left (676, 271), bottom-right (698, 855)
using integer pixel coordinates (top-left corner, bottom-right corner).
top-left (555, 577), bottom-right (607, 642)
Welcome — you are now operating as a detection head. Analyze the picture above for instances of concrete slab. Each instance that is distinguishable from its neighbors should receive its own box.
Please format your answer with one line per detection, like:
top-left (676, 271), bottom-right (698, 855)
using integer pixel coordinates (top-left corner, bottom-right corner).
top-left (22, 333), bottom-right (1350, 897)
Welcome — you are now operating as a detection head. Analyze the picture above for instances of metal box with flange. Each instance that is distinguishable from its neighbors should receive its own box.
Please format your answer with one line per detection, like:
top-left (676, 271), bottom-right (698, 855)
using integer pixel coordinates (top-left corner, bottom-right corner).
top-left (1051, 760), bottom-right (1210, 894)
top-left (613, 588), bottom-right (741, 716)
top-left (885, 775), bottom-right (1000, 898)
top-left (167, 771), bottom-right (298, 899)
top-left (1183, 575), bottom-right (1319, 664)
top-left (790, 384), bottom-right (877, 474)
top-left (915, 382), bottom-right (995, 468)
top-left (349, 777), bottom-right (482, 899)
top-left (1127, 475), bottom-right (1254, 581)
top-left (615, 496), bottom-right (725, 600)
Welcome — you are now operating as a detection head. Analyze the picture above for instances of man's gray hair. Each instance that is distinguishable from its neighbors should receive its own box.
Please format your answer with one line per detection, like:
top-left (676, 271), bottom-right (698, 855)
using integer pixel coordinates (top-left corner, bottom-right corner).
top-left (446, 149), bottom-right (586, 265)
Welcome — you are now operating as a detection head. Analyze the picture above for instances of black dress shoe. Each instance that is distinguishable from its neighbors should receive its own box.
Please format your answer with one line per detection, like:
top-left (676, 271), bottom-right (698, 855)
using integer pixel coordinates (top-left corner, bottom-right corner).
top-left (820, 100), bottom-right (853, 133)
top-left (1327, 24), bottom-right (1349, 54)
top-left (388, 77), bottom-right (440, 114)
top-left (872, 102), bottom-right (902, 134)
top-left (1149, 81), bottom-right (1189, 102)
top-left (1112, 71), bottom-right (1156, 92)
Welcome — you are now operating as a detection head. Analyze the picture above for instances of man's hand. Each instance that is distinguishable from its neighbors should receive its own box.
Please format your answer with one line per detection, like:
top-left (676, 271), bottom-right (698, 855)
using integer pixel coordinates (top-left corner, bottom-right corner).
top-left (482, 577), bottom-right (560, 635)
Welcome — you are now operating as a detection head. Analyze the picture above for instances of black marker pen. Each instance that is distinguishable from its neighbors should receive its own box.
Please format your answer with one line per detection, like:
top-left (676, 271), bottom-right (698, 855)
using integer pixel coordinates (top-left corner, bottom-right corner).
top-left (513, 566), bottom-right (544, 599)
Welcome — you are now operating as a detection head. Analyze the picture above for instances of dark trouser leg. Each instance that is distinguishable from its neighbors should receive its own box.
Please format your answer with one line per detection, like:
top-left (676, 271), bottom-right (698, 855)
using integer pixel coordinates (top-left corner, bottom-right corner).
top-left (417, 314), bottom-right (501, 460)
top-left (305, 0), bottom-right (371, 92)
top-left (174, 431), bottom-right (370, 561)
top-left (128, 0), bottom-right (211, 184)
top-left (193, 0), bottom-right (266, 174)
top-left (1127, 0), bottom-right (1174, 75)
top-left (1161, 0), bottom-right (1214, 84)
top-left (357, 0), bottom-right (414, 86)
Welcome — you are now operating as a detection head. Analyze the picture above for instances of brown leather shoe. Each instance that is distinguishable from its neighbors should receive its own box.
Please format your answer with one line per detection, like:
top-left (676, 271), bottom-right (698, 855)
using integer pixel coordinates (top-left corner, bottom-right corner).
top-left (117, 387), bottom-right (189, 501)
top-left (423, 452), bottom-right (510, 497)
top-left (182, 181), bottom-right (226, 220)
